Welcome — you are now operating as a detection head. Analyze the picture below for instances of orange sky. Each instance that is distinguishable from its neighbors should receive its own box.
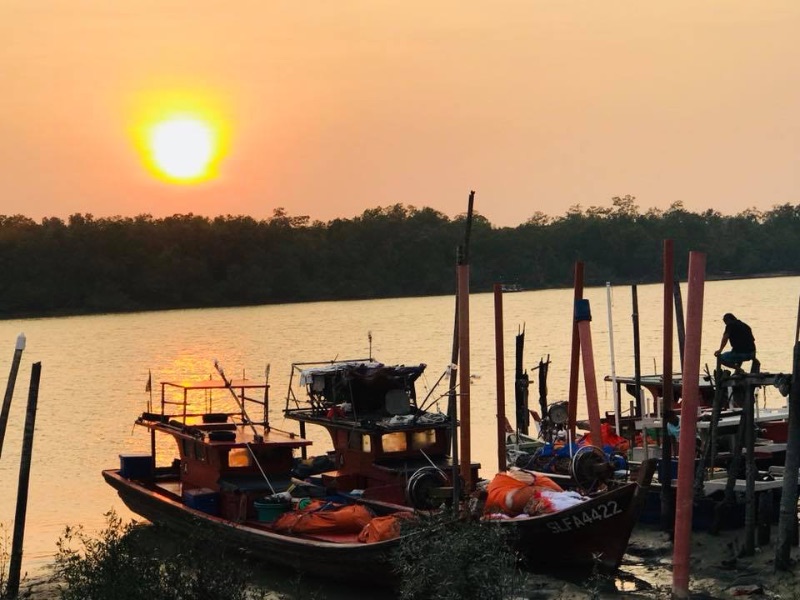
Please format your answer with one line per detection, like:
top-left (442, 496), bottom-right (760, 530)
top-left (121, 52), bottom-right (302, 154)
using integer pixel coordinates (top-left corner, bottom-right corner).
top-left (1, 1), bottom-right (799, 227)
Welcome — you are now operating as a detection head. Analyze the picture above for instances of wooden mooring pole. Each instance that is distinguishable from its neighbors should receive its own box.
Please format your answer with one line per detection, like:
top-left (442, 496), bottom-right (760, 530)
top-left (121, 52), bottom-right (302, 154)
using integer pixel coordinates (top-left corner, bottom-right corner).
top-left (672, 252), bottom-right (706, 600)
top-left (575, 299), bottom-right (603, 450)
top-left (6, 361), bottom-right (42, 598)
top-left (775, 299), bottom-right (800, 569)
top-left (494, 283), bottom-right (507, 473)
top-left (0, 333), bottom-right (26, 459)
top-left (567, 262), bottom-right (584, 439)
top-left (457, 261), bottom-right (471, 491)
top-left (631, 285), bottom-right (643, 419)
top-left (661, 240), bottom-right (675, 532)
top-left (448, 191), bottom-right (474, 506)
top-left (674, 280), bottom-right (686, 368)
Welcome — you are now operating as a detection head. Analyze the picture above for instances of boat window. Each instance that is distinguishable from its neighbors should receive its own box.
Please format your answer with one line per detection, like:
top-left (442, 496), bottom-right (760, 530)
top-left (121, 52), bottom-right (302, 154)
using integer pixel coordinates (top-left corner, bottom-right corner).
top-left (381, 432), bottom-right (407, 453)
top-left (228, 448), bottom-right (250, 468)
top-left (361, 434), bottom-right (371, 452)
top-left (411, 429), bottom-right (436, 450)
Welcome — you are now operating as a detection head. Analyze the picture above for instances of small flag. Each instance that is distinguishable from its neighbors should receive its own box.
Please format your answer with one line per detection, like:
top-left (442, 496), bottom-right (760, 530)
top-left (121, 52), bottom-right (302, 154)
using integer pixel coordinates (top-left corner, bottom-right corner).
top-left (145, 370), bottom-right (152, 393)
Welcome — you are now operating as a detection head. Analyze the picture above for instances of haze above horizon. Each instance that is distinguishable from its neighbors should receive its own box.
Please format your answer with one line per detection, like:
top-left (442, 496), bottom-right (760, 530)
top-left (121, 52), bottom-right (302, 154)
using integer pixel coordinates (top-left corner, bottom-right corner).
top-left (2, 1), bottom-right (798, 227)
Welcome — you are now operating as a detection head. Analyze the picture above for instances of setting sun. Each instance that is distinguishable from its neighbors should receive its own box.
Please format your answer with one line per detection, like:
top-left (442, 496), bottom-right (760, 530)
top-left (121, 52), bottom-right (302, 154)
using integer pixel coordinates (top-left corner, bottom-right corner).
top-left (148, 117), bottom-right (216, 182)
top-left (131, 89), bottom-right (230, 185)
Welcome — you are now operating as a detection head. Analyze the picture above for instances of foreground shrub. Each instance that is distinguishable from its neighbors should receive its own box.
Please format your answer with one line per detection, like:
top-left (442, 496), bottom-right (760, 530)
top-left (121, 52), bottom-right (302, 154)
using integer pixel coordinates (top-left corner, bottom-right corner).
top-left (54, 511), bottom-right (257, 600)
top-left (394, 511), bottom-right (526, 600)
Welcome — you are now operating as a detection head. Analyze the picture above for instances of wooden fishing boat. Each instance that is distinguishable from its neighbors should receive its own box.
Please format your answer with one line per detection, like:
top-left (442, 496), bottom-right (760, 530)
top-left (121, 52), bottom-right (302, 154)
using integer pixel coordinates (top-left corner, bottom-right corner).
top-left (282, 358), bottom-right (654, 573)
top-left (481, 459), bottom-right (657, 574)
top-left (104, 357), bottom-right (653, 582)
top-left (103, 469), bottom-right (411, 583)
top-left (102, 365), bottom-right (420, 584)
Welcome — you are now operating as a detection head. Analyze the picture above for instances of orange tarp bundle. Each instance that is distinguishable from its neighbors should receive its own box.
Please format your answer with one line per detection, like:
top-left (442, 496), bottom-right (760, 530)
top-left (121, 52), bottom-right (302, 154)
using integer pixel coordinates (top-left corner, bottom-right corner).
top-left (484, 470), bottom-right (563, 517)
top-left (634, 432), bottom-right (659, 448)
top-left (272, 503), bottom-right (373, 535)
top-left (581, 422), bottom-right (630, 452)
top-left (357, 512), bottom-right (416, 544)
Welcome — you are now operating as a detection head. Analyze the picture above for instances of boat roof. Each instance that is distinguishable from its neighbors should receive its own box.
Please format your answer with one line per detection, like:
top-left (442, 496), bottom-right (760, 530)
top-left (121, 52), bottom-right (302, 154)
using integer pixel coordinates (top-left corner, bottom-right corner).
top-left (137, 413), bottom-right (312, 448)
top-left (298, 361), bottom-right (426, 386)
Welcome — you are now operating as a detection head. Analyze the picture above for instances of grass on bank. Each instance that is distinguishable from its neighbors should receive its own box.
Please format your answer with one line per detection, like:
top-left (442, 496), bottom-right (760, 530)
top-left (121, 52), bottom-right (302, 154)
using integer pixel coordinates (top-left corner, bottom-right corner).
top-left (395, 510), bottom-right (528, 600)
top-left (2, 510), bottom-right (529, 600)
top-left (53, 511), bottom-right (260, 600)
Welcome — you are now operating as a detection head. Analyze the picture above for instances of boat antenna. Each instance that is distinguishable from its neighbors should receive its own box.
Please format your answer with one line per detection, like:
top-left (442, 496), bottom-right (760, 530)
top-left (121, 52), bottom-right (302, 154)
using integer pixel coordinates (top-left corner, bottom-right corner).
top-left (368, 331), bottom-right (373, 360)
top-left (214, 359), bottom-right (264, 443)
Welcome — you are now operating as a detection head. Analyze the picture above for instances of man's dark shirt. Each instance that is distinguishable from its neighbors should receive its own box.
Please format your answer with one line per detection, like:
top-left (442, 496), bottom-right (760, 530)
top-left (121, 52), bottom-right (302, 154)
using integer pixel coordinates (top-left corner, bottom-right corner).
top-left (726, 319), bottom-right (755, 353)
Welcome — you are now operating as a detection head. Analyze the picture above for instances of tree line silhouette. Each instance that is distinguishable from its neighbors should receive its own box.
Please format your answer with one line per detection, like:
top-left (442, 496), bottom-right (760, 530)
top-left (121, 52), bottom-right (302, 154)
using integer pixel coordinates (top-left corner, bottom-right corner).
top-left (1, 196), bottom-right (798, 319)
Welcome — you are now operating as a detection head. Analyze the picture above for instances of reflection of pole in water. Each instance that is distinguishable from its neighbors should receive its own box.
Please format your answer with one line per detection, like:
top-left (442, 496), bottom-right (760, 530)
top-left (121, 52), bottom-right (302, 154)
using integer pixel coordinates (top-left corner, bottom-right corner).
top-left (0, 333), bottom-right (26, 460)
top-left (7, 361), bottom-right (42, 598)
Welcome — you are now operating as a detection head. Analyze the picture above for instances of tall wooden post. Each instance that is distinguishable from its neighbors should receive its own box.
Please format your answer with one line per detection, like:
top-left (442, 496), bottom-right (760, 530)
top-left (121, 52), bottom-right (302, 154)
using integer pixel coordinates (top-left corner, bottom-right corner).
top-left (631, 285), bottom-right (643, 418)
top-left (661, 240), bottom-right (675, 531)
top-left (448, 192), bottom-right (474, 506)
top-left (0, 333), bottom-right (26, 459)
top-left (567, 262), bottom-right (584, 438)
top-left (672, 252), bottom-right (706, 599)
top-left (776, 339), bottom-right (800, 569)
top-left (674, 280), bottom-right (686, 369)
top-left (605, 283), bottom-right (621, 436)
top-left (494, 284), bottom-right (507, 473)
top-left (576, 300), bottom-right (603, 450)
top-left (458, 263), bottom-right (472, 491)
top-left (447, 192), bottom-right (474, 421)
top-left (6, 361), bottom-right (42, 598)
top-left (743, 361), bottom-right (759, 555)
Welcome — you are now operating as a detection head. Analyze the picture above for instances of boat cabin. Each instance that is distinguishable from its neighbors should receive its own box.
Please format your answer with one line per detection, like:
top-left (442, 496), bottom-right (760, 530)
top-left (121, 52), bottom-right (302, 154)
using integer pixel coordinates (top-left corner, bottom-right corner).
top-left (284, 359), bottom-right (479, 506)
top-left (133, 377), bottom-right (311, 521)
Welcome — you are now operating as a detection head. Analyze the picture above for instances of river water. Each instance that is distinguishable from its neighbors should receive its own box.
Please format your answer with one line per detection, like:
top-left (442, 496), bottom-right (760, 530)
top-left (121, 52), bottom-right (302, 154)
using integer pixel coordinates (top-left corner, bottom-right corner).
top-left (0, 275), bottom-right (797, 594)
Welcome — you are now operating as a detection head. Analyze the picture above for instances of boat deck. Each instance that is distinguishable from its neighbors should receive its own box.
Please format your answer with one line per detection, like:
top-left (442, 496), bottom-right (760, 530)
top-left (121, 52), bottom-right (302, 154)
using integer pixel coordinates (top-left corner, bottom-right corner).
top-left (148, 475), bottom-right (391, 545)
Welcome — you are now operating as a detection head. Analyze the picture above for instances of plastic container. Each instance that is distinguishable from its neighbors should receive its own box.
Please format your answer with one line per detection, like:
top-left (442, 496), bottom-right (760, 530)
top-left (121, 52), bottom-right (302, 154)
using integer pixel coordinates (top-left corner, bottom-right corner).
top-left (183, 488), bottom-right (220, 515)
top-left (254, 500), bottom-right (290, 522)
top-left (119, 453), bottom-right (153, 480)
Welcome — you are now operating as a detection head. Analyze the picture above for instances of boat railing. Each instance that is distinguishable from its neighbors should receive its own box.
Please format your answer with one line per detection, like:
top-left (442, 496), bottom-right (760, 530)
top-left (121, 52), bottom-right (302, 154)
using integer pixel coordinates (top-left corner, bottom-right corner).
top-left (157, 378), bottom-right (270, 432)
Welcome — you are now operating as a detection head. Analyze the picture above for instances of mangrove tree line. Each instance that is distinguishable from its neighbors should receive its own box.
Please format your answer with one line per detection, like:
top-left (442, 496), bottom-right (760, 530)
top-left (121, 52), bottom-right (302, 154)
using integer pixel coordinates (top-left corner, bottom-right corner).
top-left (1, 196), bottom-right (799, 319)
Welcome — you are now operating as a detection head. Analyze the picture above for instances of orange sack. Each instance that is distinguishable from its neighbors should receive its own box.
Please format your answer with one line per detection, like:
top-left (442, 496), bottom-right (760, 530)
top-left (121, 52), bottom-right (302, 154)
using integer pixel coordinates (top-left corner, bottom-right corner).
top-left (484, 470), bottom-right (563, 516)
top-left (357, 512), bottom-right (416, 543)
top-left (273, 503), bottom-right (373, 534)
